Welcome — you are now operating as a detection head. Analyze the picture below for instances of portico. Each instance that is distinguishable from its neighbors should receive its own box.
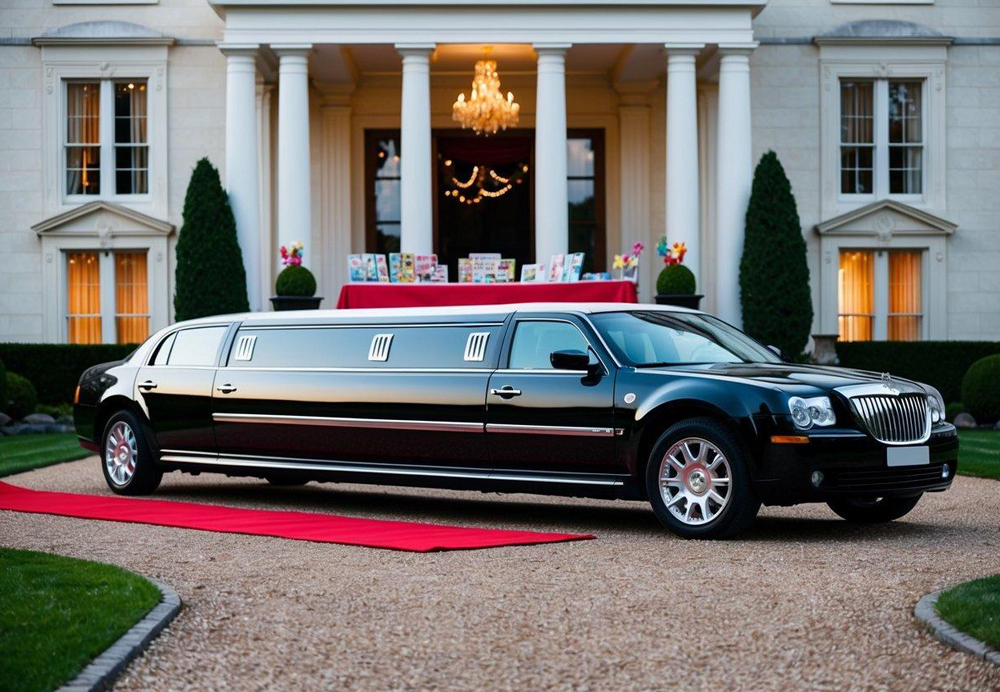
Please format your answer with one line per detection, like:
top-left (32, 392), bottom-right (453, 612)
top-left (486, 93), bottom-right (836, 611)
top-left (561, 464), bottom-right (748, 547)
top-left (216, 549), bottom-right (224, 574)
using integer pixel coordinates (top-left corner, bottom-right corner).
top-left (212, 0), bottom-right (764, 324)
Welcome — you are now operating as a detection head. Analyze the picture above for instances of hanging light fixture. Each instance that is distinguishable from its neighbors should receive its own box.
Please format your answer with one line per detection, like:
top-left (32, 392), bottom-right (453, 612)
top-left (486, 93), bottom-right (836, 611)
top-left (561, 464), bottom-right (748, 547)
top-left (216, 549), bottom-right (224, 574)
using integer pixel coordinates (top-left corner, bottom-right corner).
top-left (452, 47), bottom-right (520, 136)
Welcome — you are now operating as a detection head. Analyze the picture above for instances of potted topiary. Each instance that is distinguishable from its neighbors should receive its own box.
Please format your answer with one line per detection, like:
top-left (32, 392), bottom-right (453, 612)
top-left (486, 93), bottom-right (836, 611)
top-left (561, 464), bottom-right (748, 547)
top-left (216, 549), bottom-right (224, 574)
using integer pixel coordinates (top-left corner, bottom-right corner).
top-left (655, 240), bottom-right (702, 309)
top-left (270, 241), bottom-right (323, 311)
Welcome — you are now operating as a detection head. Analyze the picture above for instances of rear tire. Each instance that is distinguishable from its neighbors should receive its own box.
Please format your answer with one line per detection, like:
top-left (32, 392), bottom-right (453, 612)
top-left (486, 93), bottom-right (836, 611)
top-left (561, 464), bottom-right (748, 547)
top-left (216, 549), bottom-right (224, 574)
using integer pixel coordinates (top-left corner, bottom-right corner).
top-left (645, 417), bottom-right (760, 539)
top-left (101, 410), bottom-right (162, 496)
top-left (827, 494), bottom-right (922, 523)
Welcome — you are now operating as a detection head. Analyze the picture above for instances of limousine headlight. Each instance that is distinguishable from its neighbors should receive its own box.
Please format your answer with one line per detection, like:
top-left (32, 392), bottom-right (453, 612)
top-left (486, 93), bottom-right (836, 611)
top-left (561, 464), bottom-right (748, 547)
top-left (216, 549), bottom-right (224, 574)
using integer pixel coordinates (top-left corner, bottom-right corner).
top-left (926, 387), bottom-right (946, 424)
top-left (788, 396), bottom-right (836, 429)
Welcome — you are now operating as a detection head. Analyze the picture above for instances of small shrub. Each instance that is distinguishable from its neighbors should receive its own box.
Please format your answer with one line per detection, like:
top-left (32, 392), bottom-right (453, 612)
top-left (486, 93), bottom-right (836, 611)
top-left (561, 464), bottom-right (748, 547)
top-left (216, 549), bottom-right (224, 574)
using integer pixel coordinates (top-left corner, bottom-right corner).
top-left (174, 158), bottom-right (250, 321)
top-left (945, 402), bottom-right (966, 423)
top-left (739, 151), bottom-right (813, 359)
top-left (5, 373), bottom-right (38, 420)
top-left (962, 355), bottom-right (1000, 424)
top-left (656, 265), bottom-right (696, 295)
top-left (275, 265), bottom-right (317, 297)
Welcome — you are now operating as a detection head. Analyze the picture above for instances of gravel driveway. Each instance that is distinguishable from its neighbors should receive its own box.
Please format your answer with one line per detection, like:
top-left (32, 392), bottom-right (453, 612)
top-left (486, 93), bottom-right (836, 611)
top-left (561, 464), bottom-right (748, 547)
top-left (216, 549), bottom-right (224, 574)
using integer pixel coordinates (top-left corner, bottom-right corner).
top-left (2, 457), bottom-right (999, 691)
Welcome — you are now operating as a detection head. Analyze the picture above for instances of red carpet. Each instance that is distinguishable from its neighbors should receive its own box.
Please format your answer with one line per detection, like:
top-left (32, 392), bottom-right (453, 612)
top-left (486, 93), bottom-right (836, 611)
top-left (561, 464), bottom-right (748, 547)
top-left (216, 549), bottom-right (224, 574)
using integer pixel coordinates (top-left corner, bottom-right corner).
top-left (0, 481), bottom-right (593, 552)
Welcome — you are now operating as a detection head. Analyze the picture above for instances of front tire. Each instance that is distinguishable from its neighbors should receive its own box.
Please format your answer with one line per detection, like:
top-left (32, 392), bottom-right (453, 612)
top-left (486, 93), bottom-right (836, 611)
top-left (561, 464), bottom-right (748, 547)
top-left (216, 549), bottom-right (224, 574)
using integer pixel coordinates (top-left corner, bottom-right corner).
top-left (101, 410), bottom-right (162, 496)
top-left (827, 494), bottom-right (922, 523)
top-left (645, 417), bottom-right (760, 539)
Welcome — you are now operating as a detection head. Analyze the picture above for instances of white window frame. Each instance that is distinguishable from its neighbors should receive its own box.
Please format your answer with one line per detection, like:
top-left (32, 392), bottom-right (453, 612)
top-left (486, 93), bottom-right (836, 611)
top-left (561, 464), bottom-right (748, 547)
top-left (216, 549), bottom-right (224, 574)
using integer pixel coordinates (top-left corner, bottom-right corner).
top-left (39, 44), bottom-right (168, 219)
top-left (836, 247), bottom-right (929, 342)
top-left (62, 249), bottom-right (153, 344)
top-left (63, 79), bottom-right (151, 205)
top-left (837, 78), bottom-right (926, 205)
top-left (34, 202), bottom-right (173, 344)
top-left (819, 42), bottom-right (948, 219)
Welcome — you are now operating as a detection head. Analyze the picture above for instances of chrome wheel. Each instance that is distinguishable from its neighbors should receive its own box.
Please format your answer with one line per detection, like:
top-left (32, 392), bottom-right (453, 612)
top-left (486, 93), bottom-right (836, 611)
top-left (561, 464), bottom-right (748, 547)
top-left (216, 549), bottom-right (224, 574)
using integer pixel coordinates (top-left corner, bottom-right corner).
top-left (105, 421), bottom-right (137, 487)
top-left (658, 437), bottom-right (733, 526)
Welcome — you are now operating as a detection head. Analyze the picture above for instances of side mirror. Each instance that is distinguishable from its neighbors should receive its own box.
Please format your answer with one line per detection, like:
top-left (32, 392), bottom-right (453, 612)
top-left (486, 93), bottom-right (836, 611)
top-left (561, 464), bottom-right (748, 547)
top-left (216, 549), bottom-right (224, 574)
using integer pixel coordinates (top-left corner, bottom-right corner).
top-left (550, 349), bottom-right (601, 375)
top-left (767, 345), bottom-right (785, 361)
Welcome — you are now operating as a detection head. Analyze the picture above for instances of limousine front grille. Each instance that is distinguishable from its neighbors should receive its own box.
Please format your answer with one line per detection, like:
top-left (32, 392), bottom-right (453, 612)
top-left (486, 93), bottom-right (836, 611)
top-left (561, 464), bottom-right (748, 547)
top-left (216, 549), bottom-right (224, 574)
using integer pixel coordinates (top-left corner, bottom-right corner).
top-left (848, 393), bottom-right (930, 445)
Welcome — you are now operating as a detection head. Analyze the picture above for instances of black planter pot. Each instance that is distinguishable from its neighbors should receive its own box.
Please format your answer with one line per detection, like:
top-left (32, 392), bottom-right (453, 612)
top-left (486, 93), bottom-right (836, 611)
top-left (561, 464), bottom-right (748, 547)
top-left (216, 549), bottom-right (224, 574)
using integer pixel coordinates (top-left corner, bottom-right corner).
top-left (270, 295), bottom-right (324, 311)
top-left (654, 294), bottom-right (703, 309)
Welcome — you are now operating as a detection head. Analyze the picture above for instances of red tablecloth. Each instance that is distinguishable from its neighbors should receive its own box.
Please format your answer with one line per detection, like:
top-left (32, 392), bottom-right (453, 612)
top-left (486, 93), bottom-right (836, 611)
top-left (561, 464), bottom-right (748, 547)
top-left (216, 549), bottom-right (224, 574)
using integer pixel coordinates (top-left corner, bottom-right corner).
top-left (335, 280), bottom-right (638, 309)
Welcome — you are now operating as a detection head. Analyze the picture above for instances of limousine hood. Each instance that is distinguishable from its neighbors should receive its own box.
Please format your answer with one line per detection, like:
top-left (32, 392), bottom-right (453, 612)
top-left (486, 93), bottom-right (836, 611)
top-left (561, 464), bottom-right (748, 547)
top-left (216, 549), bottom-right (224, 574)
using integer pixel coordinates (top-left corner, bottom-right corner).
top-left (640, 362), bottom-right (926, 395)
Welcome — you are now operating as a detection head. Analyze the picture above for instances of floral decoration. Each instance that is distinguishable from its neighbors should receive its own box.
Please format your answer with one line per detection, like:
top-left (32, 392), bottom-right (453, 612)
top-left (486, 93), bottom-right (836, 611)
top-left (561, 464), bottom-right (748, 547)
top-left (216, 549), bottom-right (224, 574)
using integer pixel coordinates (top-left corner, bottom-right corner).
top-left (280, 240), bottom-right (305, 267)
top-left (663, 242), bottom-right (688, 266)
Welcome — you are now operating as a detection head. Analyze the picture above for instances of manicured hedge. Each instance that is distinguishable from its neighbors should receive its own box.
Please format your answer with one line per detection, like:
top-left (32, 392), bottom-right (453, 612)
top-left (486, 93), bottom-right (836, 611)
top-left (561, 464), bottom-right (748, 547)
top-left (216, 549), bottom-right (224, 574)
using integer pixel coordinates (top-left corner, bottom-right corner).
top-left (835, 341), bottom-right (1000, 403)
top-left (0, 344), bottom-right (137, 406)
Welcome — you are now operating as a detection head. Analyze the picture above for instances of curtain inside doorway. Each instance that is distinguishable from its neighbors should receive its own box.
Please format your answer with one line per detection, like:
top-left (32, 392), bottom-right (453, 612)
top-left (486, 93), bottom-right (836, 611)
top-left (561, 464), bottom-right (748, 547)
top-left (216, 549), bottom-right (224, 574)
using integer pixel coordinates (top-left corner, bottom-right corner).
top-left (67, 252), bottom-right (101, 344)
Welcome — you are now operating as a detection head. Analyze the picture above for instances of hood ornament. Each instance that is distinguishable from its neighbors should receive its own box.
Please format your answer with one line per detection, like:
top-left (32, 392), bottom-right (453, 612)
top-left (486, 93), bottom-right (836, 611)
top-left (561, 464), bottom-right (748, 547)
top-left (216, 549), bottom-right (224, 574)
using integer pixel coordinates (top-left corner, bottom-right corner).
top-left (881, 372), bottom-right (899, 394)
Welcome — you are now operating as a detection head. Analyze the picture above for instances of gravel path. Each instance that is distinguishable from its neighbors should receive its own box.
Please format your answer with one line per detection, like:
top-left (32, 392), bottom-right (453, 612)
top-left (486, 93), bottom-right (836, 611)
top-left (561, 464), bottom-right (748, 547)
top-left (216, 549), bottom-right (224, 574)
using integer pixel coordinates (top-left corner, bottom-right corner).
top-left (2, 458), bottom-right (999, 691)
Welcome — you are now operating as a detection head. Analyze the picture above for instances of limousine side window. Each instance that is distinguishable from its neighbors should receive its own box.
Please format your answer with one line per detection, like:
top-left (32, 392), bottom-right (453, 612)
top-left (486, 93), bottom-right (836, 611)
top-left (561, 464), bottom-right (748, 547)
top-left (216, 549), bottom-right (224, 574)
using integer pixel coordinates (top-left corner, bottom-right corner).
top-left (165, 327), bottom-right (227, 367)
top-left (150, 332), bottom-right (176, 366)
top-left (508, 321), bottom-right (590, 370)
top-left (227, 325), bottom-right (502, 369)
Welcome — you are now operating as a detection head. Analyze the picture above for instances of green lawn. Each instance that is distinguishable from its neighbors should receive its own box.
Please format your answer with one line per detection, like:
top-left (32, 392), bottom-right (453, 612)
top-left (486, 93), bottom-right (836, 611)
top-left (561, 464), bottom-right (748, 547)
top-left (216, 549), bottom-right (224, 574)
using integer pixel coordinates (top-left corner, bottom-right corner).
top-left (0, 433), bottom-right (90, 478)
top-left (957, 429), bottom-right (1000, 481)
top-left (0, 548), bottom-right (161, 692)
top-left (936, 574), bottom-right (1000, 652)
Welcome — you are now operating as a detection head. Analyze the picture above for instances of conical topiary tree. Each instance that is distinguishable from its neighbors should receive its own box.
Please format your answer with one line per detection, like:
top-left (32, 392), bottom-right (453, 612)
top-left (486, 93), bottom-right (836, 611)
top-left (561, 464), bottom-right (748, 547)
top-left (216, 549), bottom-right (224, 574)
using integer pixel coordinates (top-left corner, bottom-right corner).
top-left (174, 158), bottom-right (250, 321)
top-left (739, 151), bottom-right (813, 358)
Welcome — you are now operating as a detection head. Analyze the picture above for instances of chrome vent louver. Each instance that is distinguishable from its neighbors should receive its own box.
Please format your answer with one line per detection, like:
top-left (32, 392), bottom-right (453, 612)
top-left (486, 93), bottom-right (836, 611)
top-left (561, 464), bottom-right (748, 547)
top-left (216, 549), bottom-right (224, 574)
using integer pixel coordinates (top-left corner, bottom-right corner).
top-left (233, 335), bottom-right (257, 361)
top-left (367, 333), bottom-right (394, 362)
top-left (848, 393), bottom-right (930, 445)
top-left (464, 332), bottom-right (490, 362)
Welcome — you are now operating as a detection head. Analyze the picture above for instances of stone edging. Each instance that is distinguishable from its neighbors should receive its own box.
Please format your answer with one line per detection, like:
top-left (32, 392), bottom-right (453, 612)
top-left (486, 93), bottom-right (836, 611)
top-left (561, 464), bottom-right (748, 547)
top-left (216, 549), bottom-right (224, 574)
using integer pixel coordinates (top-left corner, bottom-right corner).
top-left (57, 578), bottom-right (182, 692)
top-left (914, 588), bottom-right (1000, 667)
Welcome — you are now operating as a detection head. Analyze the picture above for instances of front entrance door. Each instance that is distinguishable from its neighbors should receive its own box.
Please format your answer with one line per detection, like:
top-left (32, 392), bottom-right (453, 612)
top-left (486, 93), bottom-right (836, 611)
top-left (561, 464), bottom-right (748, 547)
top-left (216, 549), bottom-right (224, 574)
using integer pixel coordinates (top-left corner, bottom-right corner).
top-left (434, 132), bottom-right (533, 279)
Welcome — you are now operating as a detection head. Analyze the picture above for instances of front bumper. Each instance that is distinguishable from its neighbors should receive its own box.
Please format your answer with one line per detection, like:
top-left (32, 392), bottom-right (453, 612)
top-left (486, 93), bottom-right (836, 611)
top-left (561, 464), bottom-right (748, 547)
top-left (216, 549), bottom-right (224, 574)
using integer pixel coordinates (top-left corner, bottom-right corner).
top-left (750, 417), bottom-right (959, 506)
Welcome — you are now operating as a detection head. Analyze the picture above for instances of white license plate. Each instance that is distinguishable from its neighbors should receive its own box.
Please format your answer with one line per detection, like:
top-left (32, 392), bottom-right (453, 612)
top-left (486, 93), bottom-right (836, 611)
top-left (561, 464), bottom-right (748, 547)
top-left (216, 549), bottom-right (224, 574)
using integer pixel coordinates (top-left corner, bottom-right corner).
top-left (887, 446), bottom-right (930, 467)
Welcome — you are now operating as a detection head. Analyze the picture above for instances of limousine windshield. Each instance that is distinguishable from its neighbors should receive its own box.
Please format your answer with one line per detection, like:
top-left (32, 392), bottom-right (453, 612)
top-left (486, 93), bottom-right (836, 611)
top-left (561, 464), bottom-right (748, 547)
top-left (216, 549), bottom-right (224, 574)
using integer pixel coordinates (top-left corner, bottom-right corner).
top-left (591, 311), bottom-right (782, 366)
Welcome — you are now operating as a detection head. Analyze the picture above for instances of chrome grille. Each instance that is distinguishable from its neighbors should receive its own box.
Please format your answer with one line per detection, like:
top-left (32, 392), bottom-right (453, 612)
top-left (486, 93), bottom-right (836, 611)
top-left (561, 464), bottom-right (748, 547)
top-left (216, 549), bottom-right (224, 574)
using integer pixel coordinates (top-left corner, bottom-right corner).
top-left (849, 393), bottom-right (930, 445)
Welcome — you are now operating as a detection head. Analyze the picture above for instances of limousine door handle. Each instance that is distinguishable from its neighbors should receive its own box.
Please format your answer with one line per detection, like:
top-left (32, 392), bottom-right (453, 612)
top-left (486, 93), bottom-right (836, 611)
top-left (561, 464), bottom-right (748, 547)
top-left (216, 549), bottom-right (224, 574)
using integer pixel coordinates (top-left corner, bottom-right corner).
top-left (137, 381), bottom-right (157, 391)
top-left (216, 384), bottom-right (238, 394)
top-left (490, 386), bottom-right (522, 399)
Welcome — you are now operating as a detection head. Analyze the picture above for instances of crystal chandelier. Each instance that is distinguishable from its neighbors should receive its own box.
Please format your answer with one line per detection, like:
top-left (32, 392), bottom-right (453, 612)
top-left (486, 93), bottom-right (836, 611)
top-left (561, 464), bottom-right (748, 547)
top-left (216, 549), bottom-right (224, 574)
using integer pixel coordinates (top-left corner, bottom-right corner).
top-left (452, 53), bottom-right (520, 136)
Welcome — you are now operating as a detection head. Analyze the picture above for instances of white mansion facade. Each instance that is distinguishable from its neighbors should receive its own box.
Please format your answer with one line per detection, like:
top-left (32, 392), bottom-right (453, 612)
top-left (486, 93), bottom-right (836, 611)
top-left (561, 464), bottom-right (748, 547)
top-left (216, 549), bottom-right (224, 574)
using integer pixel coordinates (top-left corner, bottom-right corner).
top-left (1, 0), bottom-right (998, 345)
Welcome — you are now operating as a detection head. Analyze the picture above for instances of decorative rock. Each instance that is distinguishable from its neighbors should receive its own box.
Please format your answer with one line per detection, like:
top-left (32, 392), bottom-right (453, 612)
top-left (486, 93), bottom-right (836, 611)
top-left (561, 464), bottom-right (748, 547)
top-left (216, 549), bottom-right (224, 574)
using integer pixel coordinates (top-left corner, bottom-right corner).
top-left (24, 413), bottom-right (56, 424)
top-left (953, 412), bottom-right (977, 428)
top-left (0, 412), bottom-right (11, 427)
top-left (995, 420), bottom-right (1000, 430)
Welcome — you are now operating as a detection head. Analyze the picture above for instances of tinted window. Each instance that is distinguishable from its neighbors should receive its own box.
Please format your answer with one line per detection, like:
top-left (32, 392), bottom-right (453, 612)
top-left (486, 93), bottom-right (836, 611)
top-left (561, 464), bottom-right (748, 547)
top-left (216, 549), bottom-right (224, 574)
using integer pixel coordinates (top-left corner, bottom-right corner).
top-left (151, 332), bottom-right (175, 365)
top-left (167, 327), bottom-right (226, 367)
top-left (229, 325), bottom-right (502, 369)
top-left (590, 311), bottom-right (780, 366)
top-left (509, 321), bottom-right (589, 370)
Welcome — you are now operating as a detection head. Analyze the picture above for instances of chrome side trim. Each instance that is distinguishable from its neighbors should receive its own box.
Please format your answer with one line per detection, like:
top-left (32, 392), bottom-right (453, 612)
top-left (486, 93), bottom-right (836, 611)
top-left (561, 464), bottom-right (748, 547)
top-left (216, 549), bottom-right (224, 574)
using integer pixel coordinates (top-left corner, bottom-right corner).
top-left (213, 412), bottom-right (484, 433)
top-left (220, 366), bottom-right (495, 373)
top-left (159, 453), bottom-right (625, 487)
top-left (486, 423), bottom-right (615, 437)
top-left (241, 322), bottom-right (505, 330)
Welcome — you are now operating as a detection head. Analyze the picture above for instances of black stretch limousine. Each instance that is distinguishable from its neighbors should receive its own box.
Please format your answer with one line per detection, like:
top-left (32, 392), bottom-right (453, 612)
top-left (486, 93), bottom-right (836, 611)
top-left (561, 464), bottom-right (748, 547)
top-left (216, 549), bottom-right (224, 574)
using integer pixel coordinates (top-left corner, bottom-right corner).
top-left (75, 303), bottom-right (958, 539)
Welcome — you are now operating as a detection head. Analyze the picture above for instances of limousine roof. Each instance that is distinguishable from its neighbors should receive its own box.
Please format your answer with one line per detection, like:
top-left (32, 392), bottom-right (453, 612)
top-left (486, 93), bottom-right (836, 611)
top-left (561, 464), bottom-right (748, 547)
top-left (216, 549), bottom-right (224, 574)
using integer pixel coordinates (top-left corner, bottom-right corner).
top-left (189, 301), bottom-right (702, 326)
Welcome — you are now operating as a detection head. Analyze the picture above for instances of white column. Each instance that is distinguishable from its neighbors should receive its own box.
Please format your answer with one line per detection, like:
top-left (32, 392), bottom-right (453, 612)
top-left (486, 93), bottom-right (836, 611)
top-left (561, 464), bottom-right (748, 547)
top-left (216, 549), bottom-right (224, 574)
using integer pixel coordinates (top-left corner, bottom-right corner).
top-left (715, 46), bottom-right (755, 327)
top-left (396, 43), bottom-right (435, 255)
top-left (274, 44), bottom-right (313, 271)
top-left (617, 85), bottom-right (653, 296)
top-left (255, 77), bottom-right (274, 307)
top-left (220, 43), bottom-right (262, 310)
top-left (533, 43), bottom-right (571, 262)
top-left (665, 45), bottom-right (704, 288)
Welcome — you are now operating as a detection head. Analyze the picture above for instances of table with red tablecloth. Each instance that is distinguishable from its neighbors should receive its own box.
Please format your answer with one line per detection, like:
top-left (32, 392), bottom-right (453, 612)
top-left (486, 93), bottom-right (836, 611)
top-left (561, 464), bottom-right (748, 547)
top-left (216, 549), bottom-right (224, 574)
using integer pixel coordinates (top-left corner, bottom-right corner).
top-left (335, 280), bottom-right (638, 309)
